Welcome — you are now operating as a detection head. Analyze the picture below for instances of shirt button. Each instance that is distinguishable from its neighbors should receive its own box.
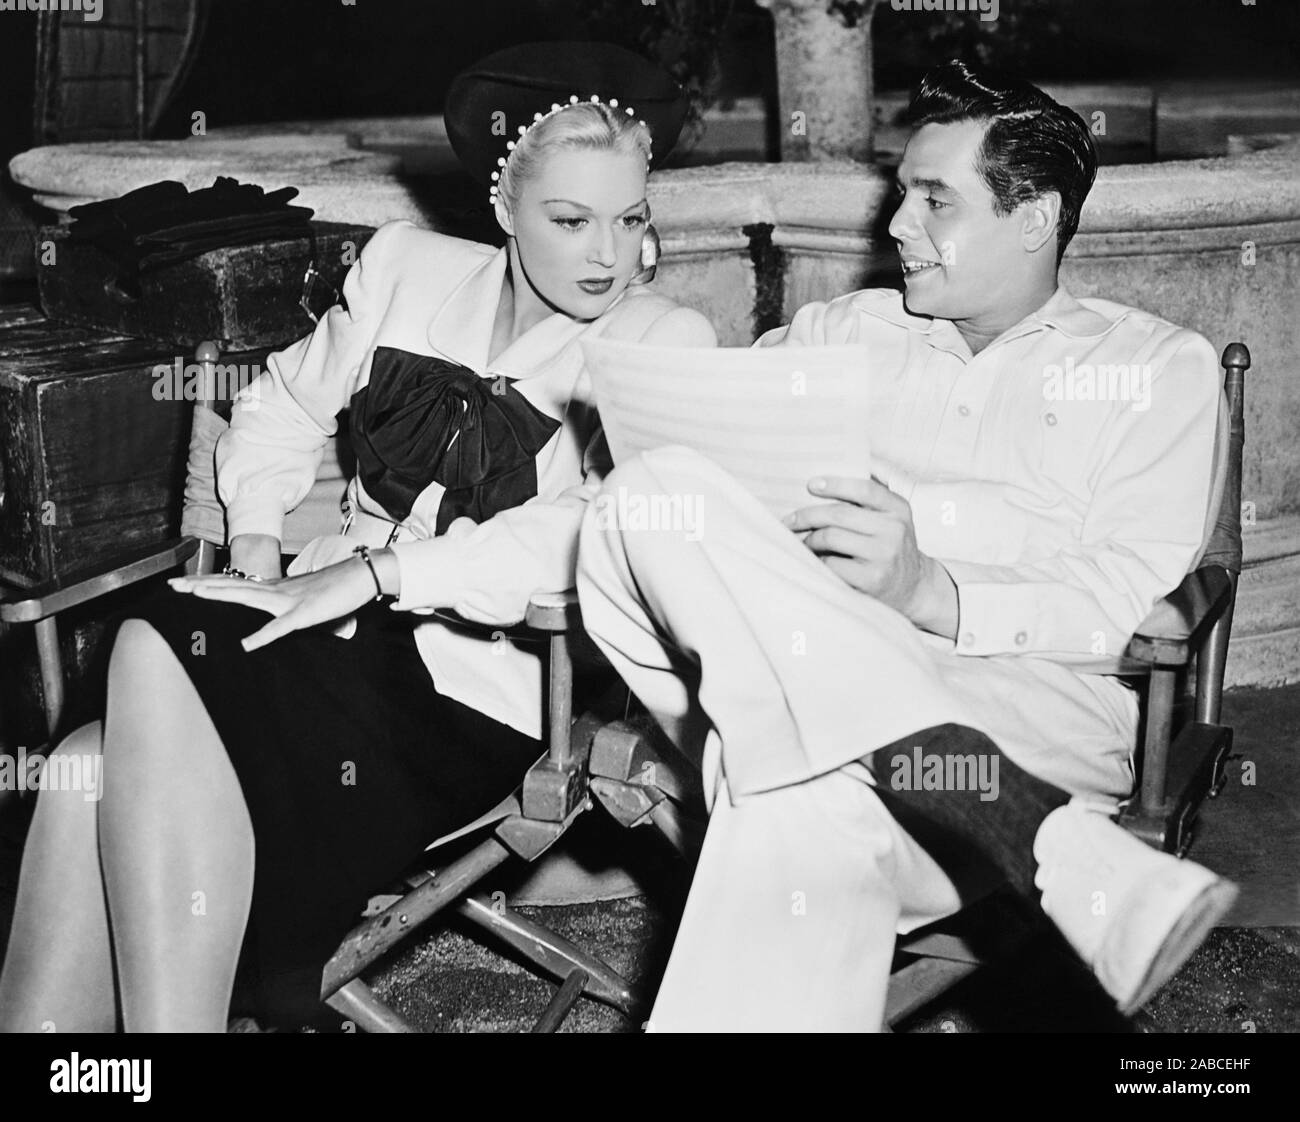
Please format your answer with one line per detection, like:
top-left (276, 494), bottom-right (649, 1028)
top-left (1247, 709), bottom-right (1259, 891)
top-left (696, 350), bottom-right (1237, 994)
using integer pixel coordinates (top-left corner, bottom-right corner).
top-left (957, 404), bottom-right (971, 417)
top-left (960, 632), bottom-right (975, 648)
top-left (1044, 412), bottom-right (1058, 426)
top-left (1014, 630), bottom-right (1028, 646)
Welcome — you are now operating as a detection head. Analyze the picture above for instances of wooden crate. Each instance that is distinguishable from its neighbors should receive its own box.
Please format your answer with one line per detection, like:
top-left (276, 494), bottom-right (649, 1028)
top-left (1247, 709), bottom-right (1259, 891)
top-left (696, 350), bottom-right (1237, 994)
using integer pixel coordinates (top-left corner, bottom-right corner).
top-left (37, 221), bottom-right (374, 351)
top-left (0, 316), bottom-right (268, 585)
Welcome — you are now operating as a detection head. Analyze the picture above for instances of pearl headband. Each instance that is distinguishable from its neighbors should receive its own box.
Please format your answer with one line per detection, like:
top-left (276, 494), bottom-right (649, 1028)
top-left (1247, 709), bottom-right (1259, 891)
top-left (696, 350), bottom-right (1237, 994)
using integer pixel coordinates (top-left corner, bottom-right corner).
top-left (488, 94), bottom-right (649, 205)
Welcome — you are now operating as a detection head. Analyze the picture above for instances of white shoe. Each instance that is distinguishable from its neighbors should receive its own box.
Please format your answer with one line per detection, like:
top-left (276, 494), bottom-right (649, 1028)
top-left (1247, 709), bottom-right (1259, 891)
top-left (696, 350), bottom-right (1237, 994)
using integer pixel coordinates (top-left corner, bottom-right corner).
top-left (1033, 799), bottom-right (1239, 1015)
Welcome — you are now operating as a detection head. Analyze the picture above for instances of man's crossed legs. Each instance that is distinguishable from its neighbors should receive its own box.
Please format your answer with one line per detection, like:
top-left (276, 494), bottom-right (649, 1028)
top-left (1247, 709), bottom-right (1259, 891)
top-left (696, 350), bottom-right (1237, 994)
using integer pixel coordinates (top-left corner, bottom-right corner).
top-left (577, 447), bottom-right (1237, 1031)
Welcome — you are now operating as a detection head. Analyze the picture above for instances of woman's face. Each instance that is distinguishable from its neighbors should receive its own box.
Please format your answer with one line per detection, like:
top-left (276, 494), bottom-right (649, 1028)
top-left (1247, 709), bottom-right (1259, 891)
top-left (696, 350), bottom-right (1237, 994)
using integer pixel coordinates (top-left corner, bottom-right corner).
top-left (499, 146), bottom-right (650, 320)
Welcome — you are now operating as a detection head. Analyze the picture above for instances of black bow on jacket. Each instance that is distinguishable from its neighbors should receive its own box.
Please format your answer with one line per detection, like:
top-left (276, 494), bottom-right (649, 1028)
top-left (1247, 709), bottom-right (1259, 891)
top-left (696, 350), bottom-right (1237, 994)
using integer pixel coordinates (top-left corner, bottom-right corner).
top-left (349, 346), bottom-right (562, 533)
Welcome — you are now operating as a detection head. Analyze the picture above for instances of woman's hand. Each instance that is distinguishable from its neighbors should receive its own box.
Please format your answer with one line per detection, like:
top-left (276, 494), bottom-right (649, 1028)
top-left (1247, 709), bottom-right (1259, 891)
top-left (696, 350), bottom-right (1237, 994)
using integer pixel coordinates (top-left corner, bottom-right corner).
top-left (228, 533), bottom-right (283, 581)
top-left (168, 558), bottom-right (377, 651)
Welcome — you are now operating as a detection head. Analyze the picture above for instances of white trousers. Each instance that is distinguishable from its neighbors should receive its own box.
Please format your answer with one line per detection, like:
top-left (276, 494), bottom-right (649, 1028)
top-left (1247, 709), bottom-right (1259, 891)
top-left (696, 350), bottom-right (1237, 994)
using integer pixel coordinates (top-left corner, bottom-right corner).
top-left (576, 447), bottom-right (1139, 1031)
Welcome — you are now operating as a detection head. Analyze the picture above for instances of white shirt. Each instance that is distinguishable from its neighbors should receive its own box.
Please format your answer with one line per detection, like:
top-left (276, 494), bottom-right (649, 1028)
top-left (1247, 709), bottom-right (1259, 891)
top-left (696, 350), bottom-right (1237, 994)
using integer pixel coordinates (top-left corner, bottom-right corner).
top-left (762, 286), bottom-right (1225, 673)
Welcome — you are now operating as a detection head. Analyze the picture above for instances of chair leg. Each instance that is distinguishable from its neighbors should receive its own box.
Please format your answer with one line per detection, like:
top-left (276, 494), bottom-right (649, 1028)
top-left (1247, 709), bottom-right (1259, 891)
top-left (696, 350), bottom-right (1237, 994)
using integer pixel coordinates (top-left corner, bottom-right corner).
top-left (1195, 577), bottom-right (1236, 726)
top-left (885, 891), bottom-right (1040, 1030)
top-left (1122, 653), bottom-right (1232, 853)
top-left (34, 615), bottom-right (64, 740)
top-left (885, 956), bottom-right (983, 1028)
top-left (1122, 721), bottom-right (1233, 855)
top-left (324, 978), bottom-right (418, 1033)
top-left (188, 538), bottom-right (218, 577)
top-left (531, 970), bottom-right (590, 1033)
top-left (1139, 667), bottom-right (1177, 816)
top-left (321, 835), bottom-right (513, 1001)
top-left (546, 631), bottom-right (574, 767)
top-left (456, 895), bottom-right (641, 1017)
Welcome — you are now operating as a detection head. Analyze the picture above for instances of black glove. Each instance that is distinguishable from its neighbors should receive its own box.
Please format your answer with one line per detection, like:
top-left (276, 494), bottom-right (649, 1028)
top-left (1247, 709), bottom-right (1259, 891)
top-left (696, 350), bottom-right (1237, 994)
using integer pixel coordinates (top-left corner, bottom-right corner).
top-left (68, 177), bottom-right (316, 295)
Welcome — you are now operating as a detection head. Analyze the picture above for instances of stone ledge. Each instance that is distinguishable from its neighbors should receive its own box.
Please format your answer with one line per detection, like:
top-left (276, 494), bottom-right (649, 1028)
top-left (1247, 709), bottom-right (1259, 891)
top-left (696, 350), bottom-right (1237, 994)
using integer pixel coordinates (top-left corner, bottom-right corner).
top-left (13, 129), bottom-right (1300, 244)
top-left (1229, 517), bottom-right (1300, 688)
top-left (1244, 513), bottom-right (1300, 567)
top-left (647, 139), bottom-right (1300, 242)
top-left (7, 136), bottom-right (426, 229)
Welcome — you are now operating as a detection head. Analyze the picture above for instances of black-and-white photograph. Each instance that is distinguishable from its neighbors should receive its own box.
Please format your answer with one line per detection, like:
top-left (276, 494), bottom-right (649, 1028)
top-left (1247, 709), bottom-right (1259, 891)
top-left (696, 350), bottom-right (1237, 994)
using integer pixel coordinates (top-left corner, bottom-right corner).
top-left (0, 0), bottom-right (1296, 1083)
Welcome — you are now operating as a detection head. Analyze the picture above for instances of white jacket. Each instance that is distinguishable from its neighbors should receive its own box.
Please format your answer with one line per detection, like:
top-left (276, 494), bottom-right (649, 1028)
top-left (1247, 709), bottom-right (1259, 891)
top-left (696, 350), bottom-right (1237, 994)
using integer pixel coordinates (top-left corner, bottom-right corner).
top-left (217, 219), bottom-right (690, 737)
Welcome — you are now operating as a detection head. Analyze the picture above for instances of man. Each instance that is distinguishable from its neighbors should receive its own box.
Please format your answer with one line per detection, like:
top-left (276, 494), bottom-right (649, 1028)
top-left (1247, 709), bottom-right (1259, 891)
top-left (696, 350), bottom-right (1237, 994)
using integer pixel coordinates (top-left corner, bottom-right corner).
top-left (575, 61), bottom-right (1238, 1031)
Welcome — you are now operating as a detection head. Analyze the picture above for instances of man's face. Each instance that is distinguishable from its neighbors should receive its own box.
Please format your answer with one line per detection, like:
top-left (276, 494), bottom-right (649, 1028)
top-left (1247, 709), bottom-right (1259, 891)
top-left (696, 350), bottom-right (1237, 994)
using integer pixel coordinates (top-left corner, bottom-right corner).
top-left (888, 119), bottom-right (1039, 323)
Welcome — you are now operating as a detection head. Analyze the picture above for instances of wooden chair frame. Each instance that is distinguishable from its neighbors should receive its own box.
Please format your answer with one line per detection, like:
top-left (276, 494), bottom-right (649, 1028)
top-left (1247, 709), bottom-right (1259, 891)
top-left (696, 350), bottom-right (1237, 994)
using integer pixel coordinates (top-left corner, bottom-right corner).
top-left (317, 594), bottom-right (698, 1032)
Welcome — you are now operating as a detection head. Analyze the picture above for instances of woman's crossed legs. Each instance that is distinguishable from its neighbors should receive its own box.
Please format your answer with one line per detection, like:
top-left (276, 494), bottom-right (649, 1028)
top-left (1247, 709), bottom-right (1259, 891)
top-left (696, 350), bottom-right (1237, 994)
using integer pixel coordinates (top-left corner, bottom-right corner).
top-left (0, 619), bottom-right (253, 1032)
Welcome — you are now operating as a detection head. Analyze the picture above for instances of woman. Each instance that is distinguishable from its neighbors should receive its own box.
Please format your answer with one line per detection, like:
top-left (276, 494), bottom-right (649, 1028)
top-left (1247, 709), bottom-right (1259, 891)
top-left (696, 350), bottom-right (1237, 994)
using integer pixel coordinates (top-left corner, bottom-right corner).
top-left (0, 43), bottom-right (716, 1032)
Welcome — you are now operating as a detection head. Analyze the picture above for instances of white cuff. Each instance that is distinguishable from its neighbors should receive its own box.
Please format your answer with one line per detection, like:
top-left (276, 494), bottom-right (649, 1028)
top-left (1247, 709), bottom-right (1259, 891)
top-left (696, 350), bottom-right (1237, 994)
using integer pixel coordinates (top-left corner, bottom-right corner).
top-left (224, 499), bottom-right (287, 542)
top-left (390, 536), bottom-right (457, 612)
top-left (946, 560), bottom-right (1043, 656)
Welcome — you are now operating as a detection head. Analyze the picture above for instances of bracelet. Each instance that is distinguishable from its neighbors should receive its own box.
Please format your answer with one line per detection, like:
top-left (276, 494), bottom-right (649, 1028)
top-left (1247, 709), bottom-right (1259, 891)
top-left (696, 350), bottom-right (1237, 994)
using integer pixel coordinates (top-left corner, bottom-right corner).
top-left (352, 545), bottom-right (386, 601)
top-left (221, 565), bottom-right (263, 582)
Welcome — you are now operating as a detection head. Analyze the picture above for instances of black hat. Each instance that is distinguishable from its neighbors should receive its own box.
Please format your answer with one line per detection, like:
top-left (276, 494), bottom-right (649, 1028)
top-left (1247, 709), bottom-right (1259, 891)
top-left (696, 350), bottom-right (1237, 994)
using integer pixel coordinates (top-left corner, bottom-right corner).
top-left (445, 42), bottom-right (688, 196)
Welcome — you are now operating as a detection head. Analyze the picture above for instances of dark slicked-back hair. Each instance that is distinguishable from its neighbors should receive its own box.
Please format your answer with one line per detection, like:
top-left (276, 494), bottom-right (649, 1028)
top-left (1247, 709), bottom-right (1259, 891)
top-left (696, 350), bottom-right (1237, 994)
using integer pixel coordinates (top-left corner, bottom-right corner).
top-left (905, 60), bottom-right (1097, 264)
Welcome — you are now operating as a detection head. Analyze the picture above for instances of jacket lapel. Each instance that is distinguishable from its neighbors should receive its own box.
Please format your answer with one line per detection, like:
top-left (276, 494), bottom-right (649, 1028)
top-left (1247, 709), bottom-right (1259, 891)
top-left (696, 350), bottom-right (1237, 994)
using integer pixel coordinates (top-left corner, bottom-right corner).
top-left (425, 246), bottom-right (508, 372)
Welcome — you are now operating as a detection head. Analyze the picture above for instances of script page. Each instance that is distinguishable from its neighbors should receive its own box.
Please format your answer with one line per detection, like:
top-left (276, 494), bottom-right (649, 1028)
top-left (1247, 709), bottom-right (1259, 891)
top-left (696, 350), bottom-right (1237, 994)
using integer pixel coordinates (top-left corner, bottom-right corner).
top-left (581, 339), bottom-right (875, 522)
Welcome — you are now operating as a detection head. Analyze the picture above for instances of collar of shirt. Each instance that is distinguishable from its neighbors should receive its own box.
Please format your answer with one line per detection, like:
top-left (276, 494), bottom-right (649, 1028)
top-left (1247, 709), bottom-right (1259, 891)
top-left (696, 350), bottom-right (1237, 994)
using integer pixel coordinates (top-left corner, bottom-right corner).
top-left (850, 285), bottom-right (1129, 360)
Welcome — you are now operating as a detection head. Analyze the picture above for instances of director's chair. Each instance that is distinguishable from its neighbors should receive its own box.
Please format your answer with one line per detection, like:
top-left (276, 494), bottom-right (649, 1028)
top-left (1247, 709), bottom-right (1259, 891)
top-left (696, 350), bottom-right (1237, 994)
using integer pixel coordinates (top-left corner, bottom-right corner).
top-left (319, 599), bottom-right (705, 1032)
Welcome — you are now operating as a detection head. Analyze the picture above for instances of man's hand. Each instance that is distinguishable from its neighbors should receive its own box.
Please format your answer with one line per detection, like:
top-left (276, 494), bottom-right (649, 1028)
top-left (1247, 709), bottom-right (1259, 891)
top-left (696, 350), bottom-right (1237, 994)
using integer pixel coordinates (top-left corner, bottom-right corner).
top-left (783, 476), bottom-right (959, 638)
top-left (168, 557), bottom-right (378, 652)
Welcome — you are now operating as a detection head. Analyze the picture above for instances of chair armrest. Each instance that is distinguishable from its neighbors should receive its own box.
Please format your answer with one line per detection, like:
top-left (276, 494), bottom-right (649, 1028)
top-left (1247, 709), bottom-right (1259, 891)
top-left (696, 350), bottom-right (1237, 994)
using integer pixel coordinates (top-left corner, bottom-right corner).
top-left (1123, 566), bottom-right (1233, 668)
top-left (524, 589), bottom-right (581, 633)
top-left (431, 590), bottom-right (582, 639)
top-left (0, 538), bottom-right (200, 624)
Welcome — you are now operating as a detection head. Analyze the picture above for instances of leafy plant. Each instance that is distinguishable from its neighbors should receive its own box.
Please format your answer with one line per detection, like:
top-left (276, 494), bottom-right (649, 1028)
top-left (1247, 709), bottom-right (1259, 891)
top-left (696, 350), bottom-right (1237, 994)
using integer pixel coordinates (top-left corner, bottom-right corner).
top-left (575, 0), bottom-right (737, 155)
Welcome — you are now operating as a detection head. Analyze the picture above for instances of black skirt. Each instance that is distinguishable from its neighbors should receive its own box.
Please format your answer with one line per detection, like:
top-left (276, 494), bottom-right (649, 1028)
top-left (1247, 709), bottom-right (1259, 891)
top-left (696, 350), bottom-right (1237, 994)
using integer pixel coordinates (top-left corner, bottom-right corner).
top-left (121, 588), bottom-right (543, 1028)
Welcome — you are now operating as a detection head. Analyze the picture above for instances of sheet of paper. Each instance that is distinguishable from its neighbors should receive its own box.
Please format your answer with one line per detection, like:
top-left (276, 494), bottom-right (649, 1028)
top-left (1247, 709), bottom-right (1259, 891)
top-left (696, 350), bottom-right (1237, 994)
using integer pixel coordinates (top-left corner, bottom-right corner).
top-left (581, 339), bottom-right (875, 522)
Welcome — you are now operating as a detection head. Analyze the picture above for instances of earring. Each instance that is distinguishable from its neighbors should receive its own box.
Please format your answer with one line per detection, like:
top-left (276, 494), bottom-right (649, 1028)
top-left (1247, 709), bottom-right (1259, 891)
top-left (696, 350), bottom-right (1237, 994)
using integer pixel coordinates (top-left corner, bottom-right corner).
top-left (631, 223), bottom-right (660, 285)
top-left (641, 223), bottom-right (660, 271)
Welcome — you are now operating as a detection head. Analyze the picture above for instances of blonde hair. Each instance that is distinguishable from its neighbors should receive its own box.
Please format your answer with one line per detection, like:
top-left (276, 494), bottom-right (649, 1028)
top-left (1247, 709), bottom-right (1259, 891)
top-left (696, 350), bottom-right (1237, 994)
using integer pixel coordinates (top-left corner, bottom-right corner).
top-left (497, 101), bottom-right (653, 211)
